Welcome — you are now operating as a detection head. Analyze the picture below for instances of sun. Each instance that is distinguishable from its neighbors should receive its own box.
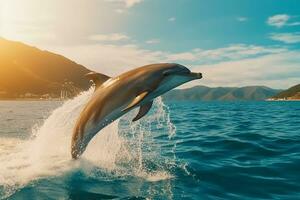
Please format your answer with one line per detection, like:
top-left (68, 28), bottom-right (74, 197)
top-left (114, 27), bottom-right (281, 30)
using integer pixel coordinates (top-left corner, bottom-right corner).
top-left (0, 1), bottom-right (25, 41)
top-left (0, 0), bottom-right (54, 43)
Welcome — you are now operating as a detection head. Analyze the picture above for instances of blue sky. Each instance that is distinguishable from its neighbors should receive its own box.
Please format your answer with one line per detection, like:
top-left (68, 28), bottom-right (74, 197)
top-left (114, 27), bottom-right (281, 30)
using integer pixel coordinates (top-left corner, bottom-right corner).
top-left (1, 0), bottom-right (300, 88)
top-left (127, 0), bottom-right (300, 51)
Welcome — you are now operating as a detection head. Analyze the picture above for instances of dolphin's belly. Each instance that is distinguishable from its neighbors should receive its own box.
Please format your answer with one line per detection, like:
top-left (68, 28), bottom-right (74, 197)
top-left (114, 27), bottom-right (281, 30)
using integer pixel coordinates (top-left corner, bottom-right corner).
top-left (81, 107), bottom-right (125, 145)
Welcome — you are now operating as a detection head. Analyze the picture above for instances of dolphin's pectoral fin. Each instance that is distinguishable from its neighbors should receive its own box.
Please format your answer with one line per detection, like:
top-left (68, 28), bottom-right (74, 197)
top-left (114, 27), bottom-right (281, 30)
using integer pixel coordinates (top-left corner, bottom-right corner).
top-left (85, 72), bottom-right (111, 89)
top-left (132, 101), bottom-right (153, 122)
top-left (123, 91), bottom-right (149, 111)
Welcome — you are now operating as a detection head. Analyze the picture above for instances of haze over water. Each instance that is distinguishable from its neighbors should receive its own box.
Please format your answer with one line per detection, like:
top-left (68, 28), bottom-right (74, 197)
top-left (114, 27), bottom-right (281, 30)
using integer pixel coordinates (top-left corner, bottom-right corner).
top-left (0, 89), bottom-right (299, 199)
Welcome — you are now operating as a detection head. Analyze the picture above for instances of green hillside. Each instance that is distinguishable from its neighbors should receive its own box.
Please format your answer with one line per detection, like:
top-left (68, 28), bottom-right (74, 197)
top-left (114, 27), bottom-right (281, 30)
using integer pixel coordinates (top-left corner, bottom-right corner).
top-left (163, 86), bottom-right (281, 101)
top-left (272, 84), bottom-right (300, 100)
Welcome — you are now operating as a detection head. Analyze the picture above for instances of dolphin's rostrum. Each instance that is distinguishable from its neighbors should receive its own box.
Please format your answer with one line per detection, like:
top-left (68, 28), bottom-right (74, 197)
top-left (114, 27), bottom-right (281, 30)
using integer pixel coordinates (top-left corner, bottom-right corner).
top-left (71, 63), bottom-right (202, 159)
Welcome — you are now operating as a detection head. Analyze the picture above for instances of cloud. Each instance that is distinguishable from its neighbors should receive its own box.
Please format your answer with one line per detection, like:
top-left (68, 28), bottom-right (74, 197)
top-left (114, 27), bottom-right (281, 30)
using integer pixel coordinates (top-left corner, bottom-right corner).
top-left (166, 44), bottom-right (287, 64)
top-left (115, 9), bottom-right (125, 13)
top-left (89, 33), bottom-right (129, 42)
top-left (46, 44), bottom-right (165, 76)
top-left (146, 39), bottom-right (160, 44)
top-left (0, 0), bottom-right (124, 46)
top-left (269, 32), bottom-right (300, 44)
top-left (106, 0), bottom-right (143, 8)
top-left (288, 22), bottom-right (300, 26)
top-left (237, 17), bottom-right (248, 22)
top-left (193, 51), bottom-right (300, 89)
top-left (167, 52), bottom-right (196, 61)
top-left (45, 42), bottom-right (297, 89)
top-left (267, 14), bottom-right (290, 27)
top-left (267, 14), bottom-right (300, 28)
top-left (168, 17), bottom-right (176, 22)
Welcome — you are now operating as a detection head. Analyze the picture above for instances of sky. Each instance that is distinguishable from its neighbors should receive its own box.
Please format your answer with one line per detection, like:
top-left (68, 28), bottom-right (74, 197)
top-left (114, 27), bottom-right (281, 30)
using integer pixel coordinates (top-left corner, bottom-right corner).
top-left (0, 0), bottom-right (300, 89)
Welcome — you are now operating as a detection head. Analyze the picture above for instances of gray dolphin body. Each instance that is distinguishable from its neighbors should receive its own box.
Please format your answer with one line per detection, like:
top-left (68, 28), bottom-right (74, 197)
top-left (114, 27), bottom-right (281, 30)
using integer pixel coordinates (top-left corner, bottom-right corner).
top-left (71, 63), bottom-right (202, 159)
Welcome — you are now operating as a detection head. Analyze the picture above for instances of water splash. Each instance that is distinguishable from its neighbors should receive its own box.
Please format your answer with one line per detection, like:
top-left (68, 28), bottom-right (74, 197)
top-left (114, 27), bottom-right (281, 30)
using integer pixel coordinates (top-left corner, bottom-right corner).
top-left (0, 88), bottom-right (94, 198)
top-left (0, 88), bottom-right (178, 198)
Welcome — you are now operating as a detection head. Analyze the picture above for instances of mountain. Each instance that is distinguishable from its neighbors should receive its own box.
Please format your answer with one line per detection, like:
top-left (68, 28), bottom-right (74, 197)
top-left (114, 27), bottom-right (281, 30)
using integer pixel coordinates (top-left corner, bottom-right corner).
top-left (0, 38), bottom-right (91, 99)
top-left (0, 38), bottom-right (283, 101)
top-left (271, 84), bottom-right (300, 100)
top-left (162, 86), bottom-right (281, 101)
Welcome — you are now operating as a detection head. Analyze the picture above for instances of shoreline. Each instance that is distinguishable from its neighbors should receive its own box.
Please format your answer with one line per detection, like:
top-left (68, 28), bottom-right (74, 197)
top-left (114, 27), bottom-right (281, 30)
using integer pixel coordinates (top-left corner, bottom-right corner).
top-left (266, 99), bottom-right (300, 102)
top-left (0, 98), bottom-right (64, 101)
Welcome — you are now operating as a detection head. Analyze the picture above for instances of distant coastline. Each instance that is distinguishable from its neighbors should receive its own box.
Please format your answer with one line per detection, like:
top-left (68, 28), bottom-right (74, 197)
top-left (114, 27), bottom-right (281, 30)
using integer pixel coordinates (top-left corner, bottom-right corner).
top-left (0, 98), bottom-right (63, 101)
top-left (266, 98), bottom-right (300, 101)
top-left (0, 91), bottom-right (73, 101)
top-left (268, 84), bottom-right (300, 101)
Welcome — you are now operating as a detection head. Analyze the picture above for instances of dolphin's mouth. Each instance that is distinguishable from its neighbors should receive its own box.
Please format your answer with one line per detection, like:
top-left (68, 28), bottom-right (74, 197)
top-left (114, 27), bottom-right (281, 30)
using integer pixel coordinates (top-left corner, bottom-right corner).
top-left (184, 72), bottom-right (202, 79)
top-left (172, 68), bottom-right (202, 79)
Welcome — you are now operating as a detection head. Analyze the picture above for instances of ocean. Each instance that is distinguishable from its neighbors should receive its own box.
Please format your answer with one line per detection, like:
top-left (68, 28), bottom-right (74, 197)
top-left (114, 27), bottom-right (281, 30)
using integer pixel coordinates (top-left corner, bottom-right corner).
top-left (0, 89), bottom-right (300, 200)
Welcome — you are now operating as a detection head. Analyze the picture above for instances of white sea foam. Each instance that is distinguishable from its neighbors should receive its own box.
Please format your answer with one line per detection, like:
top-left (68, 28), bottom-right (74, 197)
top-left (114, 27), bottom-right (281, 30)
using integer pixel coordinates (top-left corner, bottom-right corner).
top-left (0, 87), bottom-right (177, 198)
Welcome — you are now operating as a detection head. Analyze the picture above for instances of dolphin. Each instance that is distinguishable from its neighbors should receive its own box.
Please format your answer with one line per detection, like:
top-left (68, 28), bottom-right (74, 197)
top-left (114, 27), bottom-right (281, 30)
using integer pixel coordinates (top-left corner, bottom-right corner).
top-left (71, 63), bottom-right (202, 159)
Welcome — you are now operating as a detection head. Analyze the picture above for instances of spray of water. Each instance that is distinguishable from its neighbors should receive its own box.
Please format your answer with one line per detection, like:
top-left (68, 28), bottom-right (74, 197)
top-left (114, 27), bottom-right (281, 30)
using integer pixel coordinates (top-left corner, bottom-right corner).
top-left (0, 88), bottom-right (178, 198)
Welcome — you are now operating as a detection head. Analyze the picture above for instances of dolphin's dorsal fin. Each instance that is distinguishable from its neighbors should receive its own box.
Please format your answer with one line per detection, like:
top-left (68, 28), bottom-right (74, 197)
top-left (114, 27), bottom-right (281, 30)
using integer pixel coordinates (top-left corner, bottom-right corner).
top-left (85, 72), bottom-right (111, 89)
top-left (123, 91), bottom-right (148, 111)
top-left (132, 101), bottom-right (153, 122)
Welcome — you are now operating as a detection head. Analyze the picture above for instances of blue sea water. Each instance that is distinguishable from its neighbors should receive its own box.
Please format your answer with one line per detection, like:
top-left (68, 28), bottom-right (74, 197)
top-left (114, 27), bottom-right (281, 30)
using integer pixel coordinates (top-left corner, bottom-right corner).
top-left (0, 91), bottom-right (300, 199)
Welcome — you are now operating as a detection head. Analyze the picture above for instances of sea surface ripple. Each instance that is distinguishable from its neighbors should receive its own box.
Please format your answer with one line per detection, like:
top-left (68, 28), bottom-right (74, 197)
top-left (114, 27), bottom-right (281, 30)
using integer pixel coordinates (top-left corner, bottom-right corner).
top-left (0, 98), bottom-right (299, 200)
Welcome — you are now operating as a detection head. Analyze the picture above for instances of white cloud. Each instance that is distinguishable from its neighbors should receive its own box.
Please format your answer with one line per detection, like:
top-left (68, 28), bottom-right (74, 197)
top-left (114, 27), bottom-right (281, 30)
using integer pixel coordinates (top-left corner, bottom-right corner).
top-left (146, 39), bottom-right (160, 44)
top-left (0, 0), bottom-right (124, 46)
top-left (267, 14), bottom-right (300, 28)
top-left (269, 32), bottom-right (300, 44)
top-left (166, 44), bottom-right (286, 63)
top-left (192, 51), bottom-right (300, 89)
top-left (288, 22), bottom-right (300, 26)
top-left (89, 33), bottom-right (129, 42)
top-left (267, 14), bottom-right (290, 27)
top-left (124, 0), bottom-right (143, 7)
top-left (237, 17), bottom-right (248, 22)
top-left (46, 44), bottom-right (165, 76)
top-left (106, 0), bottom-right (143, 8)
top-left (44, 42), bottom-right (297, 89)
top-left (167, 52), bottom-right (197, 61)
top-left (168, 17), bottom-right (176, 22)
top-left (115, 9), bottom-right (125, 13)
